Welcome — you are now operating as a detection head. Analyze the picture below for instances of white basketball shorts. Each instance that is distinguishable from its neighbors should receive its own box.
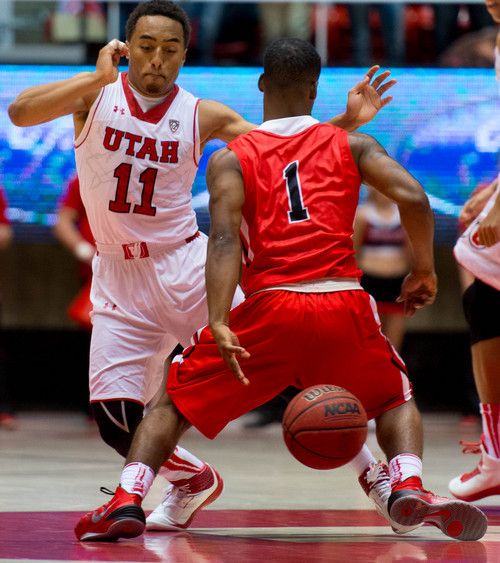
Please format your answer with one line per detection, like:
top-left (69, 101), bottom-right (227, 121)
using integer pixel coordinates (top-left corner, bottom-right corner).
top-left (88, 232), bottom-right (244, 405)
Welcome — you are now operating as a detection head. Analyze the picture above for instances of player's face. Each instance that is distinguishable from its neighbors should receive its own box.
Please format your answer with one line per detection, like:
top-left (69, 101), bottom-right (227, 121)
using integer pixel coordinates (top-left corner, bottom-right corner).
top-left (126, 15), bottom-right (187, 97)
top-left (485, 0), bottom-right (500, 22)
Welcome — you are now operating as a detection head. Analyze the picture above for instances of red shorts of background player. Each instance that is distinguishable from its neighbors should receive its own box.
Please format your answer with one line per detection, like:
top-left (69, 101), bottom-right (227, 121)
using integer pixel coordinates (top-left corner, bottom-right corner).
top-left (167, 289), bottom-right (412, 439)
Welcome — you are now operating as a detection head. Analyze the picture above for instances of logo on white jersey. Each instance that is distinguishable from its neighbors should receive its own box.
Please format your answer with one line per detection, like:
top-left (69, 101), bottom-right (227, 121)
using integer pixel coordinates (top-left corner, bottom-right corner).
top-left (467, 218), bottom-right (485, 249)
top-left (123, 242), bottom-right (150, 259)
top-left (169, 119), bottom-right (179, 133)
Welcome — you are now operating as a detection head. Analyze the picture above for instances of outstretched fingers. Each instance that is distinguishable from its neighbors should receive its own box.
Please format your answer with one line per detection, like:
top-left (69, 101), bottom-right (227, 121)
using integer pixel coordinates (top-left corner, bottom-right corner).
top-left (369, 69), bottom-right (391, 88)
top-left (223, 345), bottom-right (251, 386)
top-left (356, 67), bottom-right (396, 107)
top-left (364, 65), bottom-right (381, 81)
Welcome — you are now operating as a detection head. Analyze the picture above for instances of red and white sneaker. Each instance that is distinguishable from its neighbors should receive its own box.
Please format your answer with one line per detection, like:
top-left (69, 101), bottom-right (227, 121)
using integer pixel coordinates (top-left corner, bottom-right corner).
top-left (359, 461), bottom-right (422, 535)
top-left (146, 463), bottom-right (223, 531)
top-left (449, 438), bottom-right (500, 501)
top-left (388, 476), bottom-right (488, 541)
top-left (75, 486), bottom-right (145, 541)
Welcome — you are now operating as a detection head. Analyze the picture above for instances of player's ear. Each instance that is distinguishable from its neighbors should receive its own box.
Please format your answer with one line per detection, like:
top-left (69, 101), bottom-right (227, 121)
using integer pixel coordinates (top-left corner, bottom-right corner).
top-left (309, 80), bottom-right (318, 100)
top-left (258, 74), bottom-right (265, 93)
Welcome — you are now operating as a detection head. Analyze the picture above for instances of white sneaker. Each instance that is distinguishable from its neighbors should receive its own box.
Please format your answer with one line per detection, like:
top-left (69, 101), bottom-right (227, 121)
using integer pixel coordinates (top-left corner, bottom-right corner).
top-left (449, 438), bottom-right (500, 501)
top-left (146, 464), bottom-right (223, 531)
top-left (358, 461), bottom-right (422, 535)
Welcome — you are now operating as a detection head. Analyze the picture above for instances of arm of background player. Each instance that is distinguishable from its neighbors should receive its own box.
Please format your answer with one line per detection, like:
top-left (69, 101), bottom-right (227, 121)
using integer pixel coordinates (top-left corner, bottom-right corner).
top-left (459, 177), bottom-right (498, 228)
top-left (352, 207), bottom-right (368, 257)
top-left (0, 224), bottom-right (13, 250)
top-left (8, 40), bottom-right (128, 127)
top-left (327, 66), bottom-right (396, 132)
top-left (349, 132), bottom-right (437, 316)
top-left (477, 190), bottom-right (500, 247)
top-left (53, 207), bottom-right (95, 265)
top-left (205, 147), bottom-right (250, 385)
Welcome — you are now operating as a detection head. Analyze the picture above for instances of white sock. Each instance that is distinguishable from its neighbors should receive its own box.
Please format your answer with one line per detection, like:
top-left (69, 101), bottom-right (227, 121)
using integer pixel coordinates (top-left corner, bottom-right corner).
top-left (349, 444), bottom-right (377, 476)
top-left (388, 454), bottom-right (422, 488)
top-left (120, 462), bottom-right (155, 498)
top-left (157, 445), bottom-right (204, 483)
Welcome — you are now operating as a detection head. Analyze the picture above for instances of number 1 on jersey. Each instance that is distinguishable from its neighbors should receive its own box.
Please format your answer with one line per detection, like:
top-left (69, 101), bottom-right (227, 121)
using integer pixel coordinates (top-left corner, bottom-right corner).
top-left (109, 163), bottom-right (157, 216)
top-left (284, 161), bottom-right (309, 223)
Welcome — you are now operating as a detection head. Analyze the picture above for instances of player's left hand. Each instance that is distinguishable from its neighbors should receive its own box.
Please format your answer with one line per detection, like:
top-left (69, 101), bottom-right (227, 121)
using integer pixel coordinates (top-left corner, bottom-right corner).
top-left (477, 205), bottom-right (500, 246)
top-left (459, 180), bottom-right (497, 227)
top-left (345, 66), bottom-right (396, 127)
top-left (397, 271), bottom-right (437, 317)
top-left (211, 323), bottom-right (251, 386)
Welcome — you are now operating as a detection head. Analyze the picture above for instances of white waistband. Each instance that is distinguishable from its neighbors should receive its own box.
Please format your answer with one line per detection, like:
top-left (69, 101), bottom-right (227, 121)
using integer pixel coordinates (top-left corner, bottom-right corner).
top-left (255, 278), bottom-right (363, 294)
top-left (96, 232), bottom-right (200, 260)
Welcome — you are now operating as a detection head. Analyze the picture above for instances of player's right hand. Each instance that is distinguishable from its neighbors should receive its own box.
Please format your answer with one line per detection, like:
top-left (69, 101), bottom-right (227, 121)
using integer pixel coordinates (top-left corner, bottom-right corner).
top-left (397, 271), bottom-right (437, 317)
top-left (95, 39), bottom-right (129, 86)
top-left (211, 323), bottom-right (251, 386)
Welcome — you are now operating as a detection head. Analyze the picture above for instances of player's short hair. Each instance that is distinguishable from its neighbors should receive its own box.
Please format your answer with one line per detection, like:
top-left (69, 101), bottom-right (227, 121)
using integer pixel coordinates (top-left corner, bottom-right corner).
top-left (126, 0), bottom-right (191, 47)
top-left (263, 38), bottom-right (321, 91)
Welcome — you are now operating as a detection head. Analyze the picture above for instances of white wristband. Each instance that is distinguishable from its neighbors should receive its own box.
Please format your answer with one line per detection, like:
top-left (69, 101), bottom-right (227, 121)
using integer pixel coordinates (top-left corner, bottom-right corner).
top-left (74, 241), bottom-right (95, 262)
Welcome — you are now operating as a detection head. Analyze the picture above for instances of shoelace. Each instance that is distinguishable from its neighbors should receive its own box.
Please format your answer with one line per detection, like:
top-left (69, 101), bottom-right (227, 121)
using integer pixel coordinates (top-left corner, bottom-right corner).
top-left (458, 439), bottom-right (484, 480)
top-left (366, 461), bottom-right (387, 485)
top-left (459, 440), bottom-right (482, 455)
top-left (101, 486), bottom-right (115, 496)
top-left (85, 487), bottom-right (116, 518)
top-left (162, 483), bottom-right (192, 508)
top-left (365, 462), bottom-right (391, 502)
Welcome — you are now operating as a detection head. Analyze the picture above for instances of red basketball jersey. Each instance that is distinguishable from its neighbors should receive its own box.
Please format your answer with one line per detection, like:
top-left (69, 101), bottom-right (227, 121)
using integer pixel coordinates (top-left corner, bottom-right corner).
top-left (227, 117), bottom-right (363, 296)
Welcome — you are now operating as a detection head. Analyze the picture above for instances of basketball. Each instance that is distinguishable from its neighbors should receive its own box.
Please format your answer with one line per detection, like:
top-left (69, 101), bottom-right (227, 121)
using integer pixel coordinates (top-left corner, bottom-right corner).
top-left (282, 385), bottom-right (368, 470)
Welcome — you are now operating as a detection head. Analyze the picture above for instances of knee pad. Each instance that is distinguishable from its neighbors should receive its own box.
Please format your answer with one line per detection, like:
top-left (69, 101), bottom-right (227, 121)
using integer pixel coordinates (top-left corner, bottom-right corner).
top-left (92, 400), bottom-right (144, 457)
top-left (463, 279), bottom-right (500, 344)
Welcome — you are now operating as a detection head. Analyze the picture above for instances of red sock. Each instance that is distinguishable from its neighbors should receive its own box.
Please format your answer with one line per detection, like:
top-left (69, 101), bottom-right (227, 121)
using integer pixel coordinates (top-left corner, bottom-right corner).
top-left (158, 446), bottom-right (204, 484)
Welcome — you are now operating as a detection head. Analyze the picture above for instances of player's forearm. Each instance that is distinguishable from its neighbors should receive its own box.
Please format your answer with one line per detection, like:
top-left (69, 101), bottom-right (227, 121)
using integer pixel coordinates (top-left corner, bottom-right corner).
top-left (327, 113), bottom-right (358, 132)
top-left (53, 222), bottom-right (81, 250)
top-left (8, 72), bottom-right (103, 127)
top-left (0, 224), bottom-right (12, 249)
top-left (478, 192), bottom-right (500, 246)
top-left (206, 237), bottom-right (241, 328)
top-left (398, 196), bottom-right (435, 274)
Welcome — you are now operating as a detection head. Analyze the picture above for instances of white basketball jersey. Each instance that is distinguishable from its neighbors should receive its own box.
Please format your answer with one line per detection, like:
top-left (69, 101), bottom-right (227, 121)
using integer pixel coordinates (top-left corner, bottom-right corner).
top-left (75, 73), bottom-right (200, 245)
top-left (454, 181), bottom-right (500, 291)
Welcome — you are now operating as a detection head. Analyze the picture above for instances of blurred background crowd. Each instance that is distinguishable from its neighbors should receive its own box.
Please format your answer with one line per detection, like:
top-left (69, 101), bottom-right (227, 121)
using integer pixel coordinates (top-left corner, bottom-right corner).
top-left (0, 0), bottom-right (497, 68)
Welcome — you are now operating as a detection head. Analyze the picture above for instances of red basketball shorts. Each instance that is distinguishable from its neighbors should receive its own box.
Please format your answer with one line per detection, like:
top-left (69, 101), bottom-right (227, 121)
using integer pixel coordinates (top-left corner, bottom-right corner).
top-left (167, 289), bottom-right (412, 439)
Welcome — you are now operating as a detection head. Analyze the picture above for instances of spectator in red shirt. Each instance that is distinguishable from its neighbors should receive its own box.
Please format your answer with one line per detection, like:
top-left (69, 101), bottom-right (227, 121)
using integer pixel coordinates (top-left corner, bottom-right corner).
top-left (54, 175), bottom-right (95, 331)
top-left (54, 175), bottom-right (95, 418)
